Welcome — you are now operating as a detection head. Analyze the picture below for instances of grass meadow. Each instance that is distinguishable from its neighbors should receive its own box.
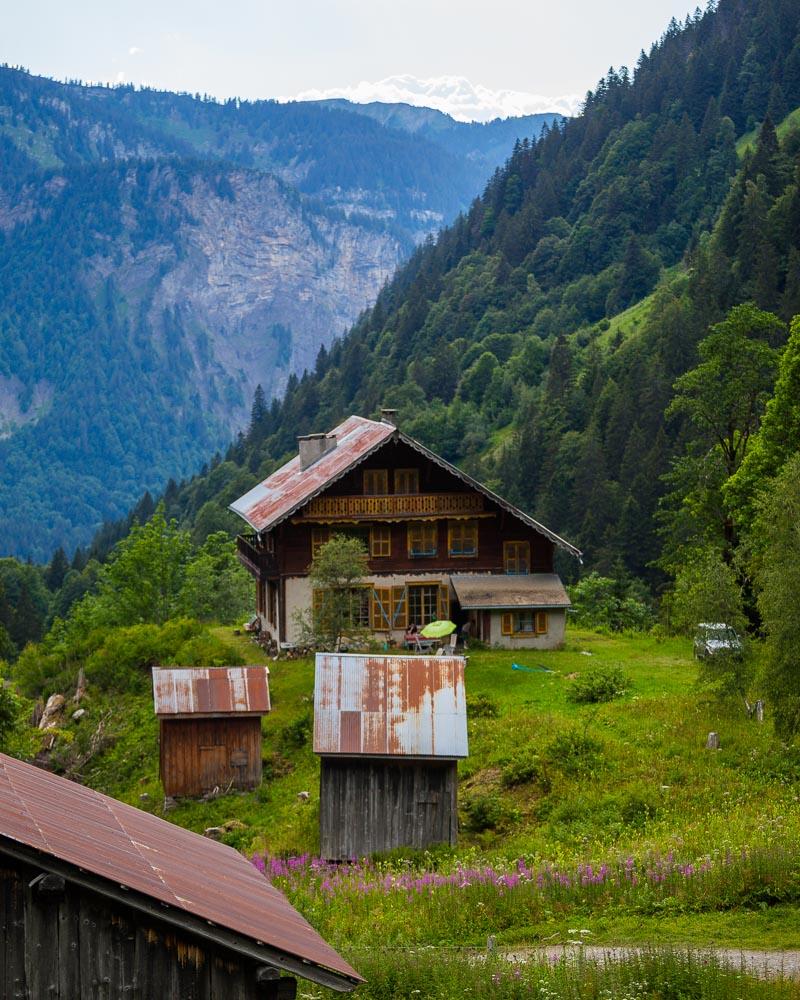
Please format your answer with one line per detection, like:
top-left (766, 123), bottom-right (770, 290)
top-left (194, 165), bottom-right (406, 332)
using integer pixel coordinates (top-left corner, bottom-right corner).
top-left (68, 626), bottom-right (800, 995)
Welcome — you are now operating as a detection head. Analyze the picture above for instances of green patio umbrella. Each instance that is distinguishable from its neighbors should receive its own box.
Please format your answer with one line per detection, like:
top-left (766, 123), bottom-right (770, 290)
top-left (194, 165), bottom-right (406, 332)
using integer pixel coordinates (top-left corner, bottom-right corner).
top-left (420, 619), bottom-right (457, 639)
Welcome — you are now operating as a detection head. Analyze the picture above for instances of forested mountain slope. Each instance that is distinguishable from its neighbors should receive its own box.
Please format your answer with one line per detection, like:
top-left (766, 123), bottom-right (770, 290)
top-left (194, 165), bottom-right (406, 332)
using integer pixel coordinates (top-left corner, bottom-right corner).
top-left (133, 0), bottom-right (800, 589)
top-left (0, 69), bottom-right (554, 560)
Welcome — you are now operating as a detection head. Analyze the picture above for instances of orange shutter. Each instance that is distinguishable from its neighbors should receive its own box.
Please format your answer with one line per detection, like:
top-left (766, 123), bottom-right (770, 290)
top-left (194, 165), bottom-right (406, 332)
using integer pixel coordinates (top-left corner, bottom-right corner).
top-left (438, 584), bottom-right (450, 620)
top-left (391, 586), bottom-right (408, 629)
top-left (536, 611), bottom-right (548, 634)
top-left (501, 613), bottom-right (513, 635)
top-left (371, 587), bottom-right (392, 630)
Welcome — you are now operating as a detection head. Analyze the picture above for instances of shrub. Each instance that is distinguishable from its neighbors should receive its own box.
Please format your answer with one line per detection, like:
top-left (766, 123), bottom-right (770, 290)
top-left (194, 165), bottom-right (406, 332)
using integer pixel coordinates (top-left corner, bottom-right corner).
top-left (500, 750), bottom-right (551, 790)
top-left (567, 665), bottom-right (630, 704)
top-left (466, 692), bottom-right (499, 719)
top-left (171, 633), bottom-right (245, 667)
top-left (546, 728), bottom-right (604, 776)
top-left (280, 709), bottom-right (313, 750)
top-left (568, 572), bottom-right (654, 631)
top-left (461, 794), bottom-right (512, 832)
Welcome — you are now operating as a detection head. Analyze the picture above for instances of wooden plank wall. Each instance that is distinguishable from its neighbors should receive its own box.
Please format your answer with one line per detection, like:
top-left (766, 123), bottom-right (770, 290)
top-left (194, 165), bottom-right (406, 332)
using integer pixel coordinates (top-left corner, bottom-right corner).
top-left (0, 855), bottom-right (295, 999)
top-left (319, 758), bottom-right (458, 860)
top-left (160, 717), bottom-right (262, 798)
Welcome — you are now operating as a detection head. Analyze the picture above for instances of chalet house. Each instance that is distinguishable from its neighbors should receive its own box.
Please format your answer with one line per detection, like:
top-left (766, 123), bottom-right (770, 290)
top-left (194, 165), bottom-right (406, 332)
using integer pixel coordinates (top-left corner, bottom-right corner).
top-left (152, 666), bottom-right (271, 798)
top-left (313, 652), bottom-right (468, 859)
top-left (231, 411), bottom-right (581, 650)
top-left (0, 752), bottom-right (362, 998)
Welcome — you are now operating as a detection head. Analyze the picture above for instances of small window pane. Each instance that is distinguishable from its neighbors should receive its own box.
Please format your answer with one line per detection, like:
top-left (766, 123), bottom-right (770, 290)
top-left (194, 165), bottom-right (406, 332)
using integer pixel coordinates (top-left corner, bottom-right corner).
top-left (394, 469), bottom-right (419, 494)
top-left (363, 469), bottom-right (388, 495)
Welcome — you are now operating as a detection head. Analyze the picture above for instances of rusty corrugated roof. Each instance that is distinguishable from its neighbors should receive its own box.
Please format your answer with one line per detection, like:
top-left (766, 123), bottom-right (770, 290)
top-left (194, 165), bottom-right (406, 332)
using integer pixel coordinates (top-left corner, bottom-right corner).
top-left (0, 753), bottom-right (361, 988)
top-left (230, 415), bottom-right (395, 533)
top-left (452, 573), bottom-right (571, 609)
top-left (228, 414), bottom-right (581, 558)
top-left (152, 666), bottom-right (271, 717)
top-left (313, 654), bottom-right (468, 759)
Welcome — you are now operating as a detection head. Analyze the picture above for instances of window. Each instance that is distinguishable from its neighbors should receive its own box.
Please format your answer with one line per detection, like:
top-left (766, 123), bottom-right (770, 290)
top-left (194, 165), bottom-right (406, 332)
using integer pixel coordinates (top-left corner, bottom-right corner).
top-left (408, 584), bottom-right (440, 627)
top-left (501, 611), bottom-right (548, 636)
top-left (370, 525), bottom-right (391, 558)
top-left (363, 469), bottom-right (388, 495)
top-left (504, 540), bottom-right (530, 575)
top-left (408, 522), bottom-right (438, 557)
top-left (448, 520), bottom-right (478, 557)
top-left (313, 586), bottom-right (371, 629)
top-left (394, 468), bottom-right (419, 494)
top-left (311, 526), bottom-right (330, 557)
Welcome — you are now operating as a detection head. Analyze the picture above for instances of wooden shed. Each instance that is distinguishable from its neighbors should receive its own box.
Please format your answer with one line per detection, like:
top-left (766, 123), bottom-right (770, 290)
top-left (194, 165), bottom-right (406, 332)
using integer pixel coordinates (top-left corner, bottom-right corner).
top-left (0, 752), bottom-right (362, 998)
top-left (313, 653), bottom-right (468, 860)
top-left (152, 666), bottom-right (271, 798)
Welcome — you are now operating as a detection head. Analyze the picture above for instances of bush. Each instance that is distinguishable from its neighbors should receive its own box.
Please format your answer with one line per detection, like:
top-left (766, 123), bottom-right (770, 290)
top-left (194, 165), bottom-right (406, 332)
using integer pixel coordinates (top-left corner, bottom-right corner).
top-left (546, 728), bottom-right (604, 776)
top-left (461, 793), bottom-right (511, 832)
top-left (280, 709), bottom-right (313, 750)
top-left (171, 633), bottom-right (245, 667)
top-left (500, 750), bottom-right (552, 790)
top-left (568, 572), bottom-right (654, 631)
top-left (467, 693), bottom-right (499, 719)
top-left (567, 665), bottom-right (630, 704)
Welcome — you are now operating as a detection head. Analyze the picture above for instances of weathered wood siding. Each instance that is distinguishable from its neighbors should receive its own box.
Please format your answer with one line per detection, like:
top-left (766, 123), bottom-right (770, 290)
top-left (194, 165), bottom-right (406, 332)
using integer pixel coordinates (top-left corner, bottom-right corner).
top-left (159, 717), bottom-right (262, 798)
top-left (319, 757), bottom-right (458, 859)
top-left (0, 854), bottom-right (294, 999)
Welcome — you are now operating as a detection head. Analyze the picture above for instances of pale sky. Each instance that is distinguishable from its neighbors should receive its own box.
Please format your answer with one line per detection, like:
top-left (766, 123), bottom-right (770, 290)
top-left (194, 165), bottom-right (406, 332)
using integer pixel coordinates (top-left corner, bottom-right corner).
top-left (2, 0), bottom-right (696, 121)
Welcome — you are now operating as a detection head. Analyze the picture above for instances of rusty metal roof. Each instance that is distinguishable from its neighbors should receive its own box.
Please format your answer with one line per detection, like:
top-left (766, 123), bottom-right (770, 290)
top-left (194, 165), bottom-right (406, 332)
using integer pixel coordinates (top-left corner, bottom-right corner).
top-left (230, 415), bottom-right (395, 533)
top-left (313, 653), bottom-right (468, 759)
top-left (228, 414), bottom-right (581, 558)
top-left (0, 752), bottom-right (361, 988)
top-left (152, 666), bottom-right (271, 718)
top-left (452, 573), bottom-right (571, 609)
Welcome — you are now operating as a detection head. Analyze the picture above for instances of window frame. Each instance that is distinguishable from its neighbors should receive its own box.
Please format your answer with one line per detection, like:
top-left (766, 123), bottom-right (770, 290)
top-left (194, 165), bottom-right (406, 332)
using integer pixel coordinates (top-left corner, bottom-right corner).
top-left (394, 468), bottom-right (420, 495)
top-left (448, 519), bottom-right (479, 557)
top-left (369, 525), bottom-right (392, 558)
top-left (503, 540), bottom-right (530, 575)
top-left (407, 521), bottom-right (438, 558)
top-left (363, 469), bottom-right (389, 495)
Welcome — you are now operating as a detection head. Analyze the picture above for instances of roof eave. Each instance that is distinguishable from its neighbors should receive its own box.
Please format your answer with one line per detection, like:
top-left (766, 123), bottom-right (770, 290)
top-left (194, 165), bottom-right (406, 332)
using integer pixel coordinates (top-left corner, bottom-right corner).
top-left (0, 836), bottom-right (363, 991)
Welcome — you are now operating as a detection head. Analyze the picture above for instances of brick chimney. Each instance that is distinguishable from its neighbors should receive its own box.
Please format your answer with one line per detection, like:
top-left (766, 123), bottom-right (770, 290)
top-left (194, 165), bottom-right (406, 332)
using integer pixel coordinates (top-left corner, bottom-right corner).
top-left (298, 432), bottom-right (336, 470)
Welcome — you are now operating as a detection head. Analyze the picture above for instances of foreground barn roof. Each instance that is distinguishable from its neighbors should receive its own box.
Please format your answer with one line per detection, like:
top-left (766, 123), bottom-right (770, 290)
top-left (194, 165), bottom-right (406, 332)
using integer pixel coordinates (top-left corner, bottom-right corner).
top-left (230, 414), bottom-right (581, 558)
top-left (451, 573), bottom-right (571, 609)
top-left (313, 653), bottom-right (468, 759)
top-left (0, 753), bottom-right (361, 991)
top-left (152, 666), bottom-right (271, 718)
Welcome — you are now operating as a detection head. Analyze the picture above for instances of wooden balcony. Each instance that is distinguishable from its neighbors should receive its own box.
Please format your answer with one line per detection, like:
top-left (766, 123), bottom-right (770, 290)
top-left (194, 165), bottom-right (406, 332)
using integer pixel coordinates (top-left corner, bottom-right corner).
top-left (300, 492), bottom-right (484, 521)
top-left (236, 534), bottom-right (278, 577)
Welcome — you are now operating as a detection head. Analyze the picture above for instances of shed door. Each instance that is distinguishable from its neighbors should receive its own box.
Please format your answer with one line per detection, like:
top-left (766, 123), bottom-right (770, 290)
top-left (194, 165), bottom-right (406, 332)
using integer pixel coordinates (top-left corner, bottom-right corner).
top-left (199, 744), bottom-right (227, 791)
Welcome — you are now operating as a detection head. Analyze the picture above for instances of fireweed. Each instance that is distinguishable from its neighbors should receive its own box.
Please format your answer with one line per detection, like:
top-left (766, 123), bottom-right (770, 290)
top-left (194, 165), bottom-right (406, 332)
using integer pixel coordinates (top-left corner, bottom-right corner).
top-left (252, 845), bottom-right (800, 946)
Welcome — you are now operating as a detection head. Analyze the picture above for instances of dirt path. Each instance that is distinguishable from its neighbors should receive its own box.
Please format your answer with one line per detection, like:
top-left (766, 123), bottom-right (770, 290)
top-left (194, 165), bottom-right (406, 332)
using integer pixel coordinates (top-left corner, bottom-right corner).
top-left (503, 945), bottom-right (800, 978)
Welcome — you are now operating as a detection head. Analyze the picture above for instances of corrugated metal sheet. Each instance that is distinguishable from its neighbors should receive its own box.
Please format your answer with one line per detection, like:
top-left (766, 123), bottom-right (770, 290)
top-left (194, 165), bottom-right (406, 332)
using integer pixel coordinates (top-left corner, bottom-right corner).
top-left (313, 654), bottom-right (468, 759)
top-left (228, 413), bottom-right (582, 558)
top-left (0, 753), bottom-right (361, 985)
top-left (152, 666), bottom-right (271, 717)
top-left (230, 415), bottom-right (396, 533)
top-left (452, 573), bottom-right (571, 609)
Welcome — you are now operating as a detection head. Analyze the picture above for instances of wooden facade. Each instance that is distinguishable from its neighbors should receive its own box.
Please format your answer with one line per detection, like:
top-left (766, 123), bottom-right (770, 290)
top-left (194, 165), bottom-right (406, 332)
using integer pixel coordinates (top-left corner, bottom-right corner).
top-left (319, 758), bottom-right (458, 860)
top-left (232, 416), bottom-right (581, 649)
top-left (159, 716), bottom-right (263, 798)
top-left (0, 850), bottom-right (296, 1000)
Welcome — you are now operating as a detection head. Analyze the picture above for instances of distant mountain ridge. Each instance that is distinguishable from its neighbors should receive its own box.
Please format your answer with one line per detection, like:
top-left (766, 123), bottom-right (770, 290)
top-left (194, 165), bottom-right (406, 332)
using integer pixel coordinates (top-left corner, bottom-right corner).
top-left (0, 67), bottom-right (556, 559)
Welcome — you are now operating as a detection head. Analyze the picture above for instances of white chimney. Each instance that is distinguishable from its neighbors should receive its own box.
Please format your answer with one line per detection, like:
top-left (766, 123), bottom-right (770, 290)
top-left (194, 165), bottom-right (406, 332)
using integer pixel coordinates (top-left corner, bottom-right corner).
top-left (380, 408), bottom-right (398, 426)
top-left (298, 433), bottom-right (336, 470)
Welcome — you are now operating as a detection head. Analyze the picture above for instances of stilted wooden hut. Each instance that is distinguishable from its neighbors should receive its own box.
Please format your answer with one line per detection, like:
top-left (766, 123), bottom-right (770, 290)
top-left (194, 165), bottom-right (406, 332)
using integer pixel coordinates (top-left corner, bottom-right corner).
top-left (152, 666), bottom-right (271, 797)
top-left (313, 653), bottom-right (468, 859)
top-left (0, 752), bottom-right (362, 997)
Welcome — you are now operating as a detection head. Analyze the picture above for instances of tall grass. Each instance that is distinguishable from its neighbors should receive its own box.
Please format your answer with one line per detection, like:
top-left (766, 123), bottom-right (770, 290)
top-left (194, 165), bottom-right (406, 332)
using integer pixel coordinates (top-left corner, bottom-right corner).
top-left (302, 949), bottom-right (800, 999)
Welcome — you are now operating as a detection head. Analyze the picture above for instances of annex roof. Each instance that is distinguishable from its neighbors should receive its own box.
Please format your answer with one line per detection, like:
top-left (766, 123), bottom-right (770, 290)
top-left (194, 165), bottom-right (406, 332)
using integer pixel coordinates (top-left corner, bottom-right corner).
top-left (313, 653), bottom-right (468, 759)
top-left (229, 414), bottom-right (581, 558)
top-left (451, 573), bottom-right (571, 610)
top-left (152, 666), bottom-right (271, 718)
top-left (0, 753), bottom-right (361, 990)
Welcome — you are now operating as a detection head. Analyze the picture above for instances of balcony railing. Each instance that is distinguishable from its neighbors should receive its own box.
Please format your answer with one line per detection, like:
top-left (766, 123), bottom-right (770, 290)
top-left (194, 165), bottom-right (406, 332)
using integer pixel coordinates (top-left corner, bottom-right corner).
top-left (236, 533), bottom-right (278, 576)
top-left (301, 492), bottom-right (484, 520)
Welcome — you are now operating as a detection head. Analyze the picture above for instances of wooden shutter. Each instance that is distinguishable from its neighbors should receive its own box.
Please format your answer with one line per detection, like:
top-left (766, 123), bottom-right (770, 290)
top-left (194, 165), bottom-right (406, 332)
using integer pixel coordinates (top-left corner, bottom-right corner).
top-left (371, 587), bottom-right (392, 630)
top-left (536, 611), bottom-right (549, 635)
top-left (501, 612), bottom-right (513, 635)
top-left (438, 584), bottom-right (450, 620)
top-left (391, 586), bottom-right (408, 629)
top-left (370, 526), bottom-right (391, 557)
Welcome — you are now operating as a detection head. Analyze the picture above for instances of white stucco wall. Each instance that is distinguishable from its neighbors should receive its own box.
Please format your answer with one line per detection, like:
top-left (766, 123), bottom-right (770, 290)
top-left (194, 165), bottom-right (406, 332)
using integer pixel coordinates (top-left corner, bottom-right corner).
top-left (486, 609), bottom-right (567, 650)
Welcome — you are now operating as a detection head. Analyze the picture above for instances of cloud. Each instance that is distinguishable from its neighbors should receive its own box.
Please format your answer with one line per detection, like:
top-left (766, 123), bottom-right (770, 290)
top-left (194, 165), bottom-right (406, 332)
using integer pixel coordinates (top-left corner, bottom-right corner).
top-left (116, 71), bottom-right (126, 83)
top-left (288, 74), bottom-right (582, 122)
top-left (128, 46), bottom-right (141, 56)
